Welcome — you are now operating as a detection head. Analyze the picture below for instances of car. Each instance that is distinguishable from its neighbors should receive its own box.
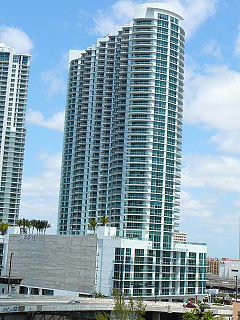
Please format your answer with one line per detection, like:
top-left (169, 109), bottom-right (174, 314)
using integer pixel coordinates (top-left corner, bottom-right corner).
top-left (68, 300), bottom-right (81, 304)
top-left (184, 303), bottom-right (197, 308)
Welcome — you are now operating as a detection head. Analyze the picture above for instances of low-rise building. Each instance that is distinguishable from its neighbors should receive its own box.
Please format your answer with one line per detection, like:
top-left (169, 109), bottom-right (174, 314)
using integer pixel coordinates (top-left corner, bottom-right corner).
top-left (219, 258), bottom-right (240, 279)
top-left (2, 226), bottom-right (207, 301)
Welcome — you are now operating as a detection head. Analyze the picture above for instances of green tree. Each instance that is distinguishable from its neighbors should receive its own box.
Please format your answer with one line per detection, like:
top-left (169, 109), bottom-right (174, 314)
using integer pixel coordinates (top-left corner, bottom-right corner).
top-left (201, 312), bottom-right (215, 320)
top-left (94, 292), bottom-right (106, 298)
top-left (182, 303), bottom-right (214, 320)
top-left (96, 290), bottom-right (146, 320)
top-left (43, 221), bottom-right (51, 234)
top-left (24, 219), bottom-right (31, 234)
top-left (30, 219), bottom-right (37, 234)
top-left (16, 219), bottom-right (22, 228)
top-left (0, 222), bottom-right (9, 235)
top-left (96, 311), bottom-right (110, 320)
top-left (35, 220), bottom-right (42, 234)
top-left (182, 312), bottom-right (198, 320)
top-left (16, 218), bottom-right (50, 235)
top-left (16, 219), bottom-right (23, 233)
top-left (17, 219), bottom-right (29, 234)
top-left (22, 218), bottom-right (27, 233)
top-left (89, 218), bottom-right (97, 233)
top-left (100, 215), bottom-right (109, 226)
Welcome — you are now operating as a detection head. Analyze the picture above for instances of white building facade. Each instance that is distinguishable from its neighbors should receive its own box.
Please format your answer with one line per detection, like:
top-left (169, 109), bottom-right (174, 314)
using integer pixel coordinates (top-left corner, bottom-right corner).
top-left (57, 3), bottom-right (207, 300)
top-left (0, 44), bottom-right (30, 225)
top-left (96, 227), bottom-right (207, 300)
top-left (219, 259), bottom-right (240, 279)
top-left (1, 226), bottom-right (206, 301)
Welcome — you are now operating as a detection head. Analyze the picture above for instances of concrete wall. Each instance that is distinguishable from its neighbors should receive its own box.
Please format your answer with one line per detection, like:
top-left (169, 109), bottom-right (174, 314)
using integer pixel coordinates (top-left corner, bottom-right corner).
top-left (3, 234), bottom-right (97, 294)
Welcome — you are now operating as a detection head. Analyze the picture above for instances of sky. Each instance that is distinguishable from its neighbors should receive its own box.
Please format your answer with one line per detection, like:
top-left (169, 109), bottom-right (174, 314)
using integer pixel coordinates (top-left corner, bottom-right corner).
top-left (1, 0), bottom-right (240, 258)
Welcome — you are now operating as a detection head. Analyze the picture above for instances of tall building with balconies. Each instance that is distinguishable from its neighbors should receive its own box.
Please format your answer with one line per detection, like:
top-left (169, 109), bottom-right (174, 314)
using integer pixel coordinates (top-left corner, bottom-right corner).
top-left (0, 44), bottom-right (30, 225)
top-left (58, 3), bottom-right (207, 299)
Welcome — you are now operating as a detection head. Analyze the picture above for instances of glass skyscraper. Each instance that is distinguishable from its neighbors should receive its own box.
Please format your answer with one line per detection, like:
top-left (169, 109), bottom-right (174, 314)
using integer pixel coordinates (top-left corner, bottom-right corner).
top-left (0, 44), bottom-right (30, 225)
top-left (58, 4), bottom-right (207, 299)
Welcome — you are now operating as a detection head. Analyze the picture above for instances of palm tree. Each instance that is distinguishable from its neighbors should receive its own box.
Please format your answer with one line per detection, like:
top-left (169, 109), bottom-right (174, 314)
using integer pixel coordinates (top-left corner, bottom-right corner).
top-left (45, 222), bottom-right (51, 234)
top-left (30, 219), bottom-right (37, 234)
top-left (24, 219), bottom-right (31, 234)
top-left (35, 220), bottom-right (41, 234)
top-left (16, 219), bottom-right (23, 233)
top-left (0, 222), bottom-right (9, 235)
top-left (22, 218), bottom-right (28, 234)
top-left (16, 219), bottom-right (22, 227)
top-left (89, 218), bottom-right (97, 233)
top-left (100, 215), bottom-right (109, 226)
top-left (15, 218), bottom-right (51, 235)
top-left (16, 219), bottom-right (26, 234)
top-left (42, 220), bottom-right (51, 234)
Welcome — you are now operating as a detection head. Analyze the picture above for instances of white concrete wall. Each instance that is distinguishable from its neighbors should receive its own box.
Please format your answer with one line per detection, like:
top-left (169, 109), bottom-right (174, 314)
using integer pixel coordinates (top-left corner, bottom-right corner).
top-left (135, 3), bottom-right (183, 21)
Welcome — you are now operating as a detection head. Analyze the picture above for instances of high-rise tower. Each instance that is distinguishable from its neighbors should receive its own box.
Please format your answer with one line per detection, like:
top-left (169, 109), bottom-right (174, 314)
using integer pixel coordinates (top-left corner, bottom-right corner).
top-left (58, 3), bottom-right (207, 299)
top-left (58, 3), bottom-right (183, 247)
top-left (0, 44), bottom-right (30, 225)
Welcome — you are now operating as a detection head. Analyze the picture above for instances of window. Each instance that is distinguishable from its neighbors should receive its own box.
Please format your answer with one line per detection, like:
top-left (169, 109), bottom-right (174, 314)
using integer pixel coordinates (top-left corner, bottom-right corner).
top-left (158, 14), bottom-right (168, 20)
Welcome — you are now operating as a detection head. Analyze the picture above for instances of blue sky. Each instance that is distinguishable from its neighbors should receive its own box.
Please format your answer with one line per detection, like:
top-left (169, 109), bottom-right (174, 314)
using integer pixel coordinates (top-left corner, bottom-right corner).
top-left (1, 0), bottom-right (240, 258)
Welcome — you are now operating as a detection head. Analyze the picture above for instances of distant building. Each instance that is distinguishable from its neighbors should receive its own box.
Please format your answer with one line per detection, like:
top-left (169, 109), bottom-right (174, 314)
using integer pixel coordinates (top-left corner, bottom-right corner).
top-left (206, 257), bottom-right (219, 275)
top-left (219, 258), bottom-right (240, 279)
top-left (173, 232), bottom-right (187, 243)
top-left (2, 226), bottom-right (207, 300)
top-left (0, 44), bottom-right (31, 225)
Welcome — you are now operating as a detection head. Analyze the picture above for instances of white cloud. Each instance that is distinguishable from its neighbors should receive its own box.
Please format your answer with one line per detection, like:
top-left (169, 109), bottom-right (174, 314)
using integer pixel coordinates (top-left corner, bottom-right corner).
top-left (181, 167), bottom-right (205, 188)
top-left (20, 152), bottom-right (62, 233)
top-left (22, 170), bottom-right (60, 198)
top-left (93, 0), bottom-right (135, 35)
top-left (41, 53), bottom-right (68, 96)
top-left (184, 64), bottom-right (240, 153)
top-left (211, 132), bottom-right (240, 154)
top-left (0, 25), bottom-right (33, 53)
top-left (27, 109), bottom-right (65, 132)
top-left (38, 152), bottom-right (62, 171)
top-left (185, 65), bottom-right (240, 131)
top-left (92, 0), bottom-right (217, 38)
top-left (181, 191), bottom-right (213, 218)
top-left (202, 39), bottom-right (221, 58)
top-left (180, 188), bottom-right (239, 254)
top-left (183, 21), bottom-right (240, 156)
top-left (182, 154), bottom-right (240, 193)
